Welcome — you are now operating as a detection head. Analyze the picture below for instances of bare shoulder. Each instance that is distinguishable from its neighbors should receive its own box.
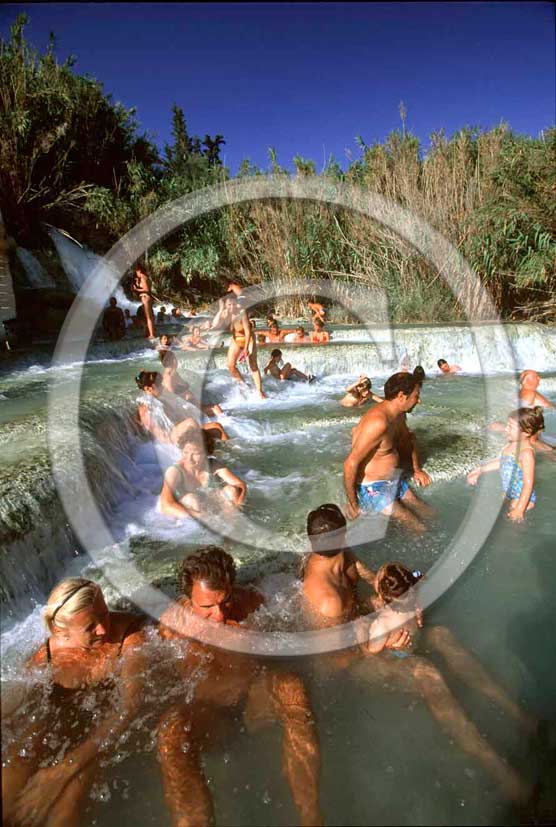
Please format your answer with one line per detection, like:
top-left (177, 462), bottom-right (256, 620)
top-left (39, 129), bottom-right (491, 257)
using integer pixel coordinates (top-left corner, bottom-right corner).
top-left (159, 600), bottom-right (191, 639)
top-left (26, 644), bottom-right (48, 670)
top-left (112, 612), bottom-right (146, 647)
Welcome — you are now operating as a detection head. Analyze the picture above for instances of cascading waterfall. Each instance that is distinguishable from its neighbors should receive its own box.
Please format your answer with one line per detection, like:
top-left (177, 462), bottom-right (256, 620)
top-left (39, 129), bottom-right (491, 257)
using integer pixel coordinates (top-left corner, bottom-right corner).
top-left (173, 323), bottom-right (556, 377)
top-left (47, 227), bottom-right (132, 309)
top-left (0, 399), bottom-right (143, 613)
top-left (15, 248), bottom-right (56, 288)
top-left (47, 227), bottom-right (174, 316)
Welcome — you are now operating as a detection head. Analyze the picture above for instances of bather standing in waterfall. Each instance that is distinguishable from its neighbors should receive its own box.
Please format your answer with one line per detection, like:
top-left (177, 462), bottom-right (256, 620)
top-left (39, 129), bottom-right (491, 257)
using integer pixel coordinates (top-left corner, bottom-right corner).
top-left (156, 547), bottom-right (322, 827)
top-left (226, 293), bottom-right (266, 399)
top-left (2, 578), bottom-right (147, 827)
top-left (343, 372), bottom-right (433, 531)
top-left (131, 263), bottom-right (156, 340)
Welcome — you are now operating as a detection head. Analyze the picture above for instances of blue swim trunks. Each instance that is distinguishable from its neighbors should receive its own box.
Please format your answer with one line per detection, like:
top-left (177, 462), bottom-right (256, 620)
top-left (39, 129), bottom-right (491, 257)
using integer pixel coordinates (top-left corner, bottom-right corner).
top-left (357, 478), bottom-right (410, 513)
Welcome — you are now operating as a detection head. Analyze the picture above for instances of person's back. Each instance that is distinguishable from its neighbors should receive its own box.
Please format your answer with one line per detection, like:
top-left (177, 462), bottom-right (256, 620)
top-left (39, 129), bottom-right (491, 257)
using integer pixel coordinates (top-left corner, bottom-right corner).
top-left (302, 504), bottom-right (375, 623)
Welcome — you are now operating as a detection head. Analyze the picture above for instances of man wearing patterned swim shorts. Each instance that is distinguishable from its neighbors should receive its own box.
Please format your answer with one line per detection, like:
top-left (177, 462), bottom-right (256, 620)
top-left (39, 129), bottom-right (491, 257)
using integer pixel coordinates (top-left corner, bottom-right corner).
top-left (343, 372), bottom-right (434, 532)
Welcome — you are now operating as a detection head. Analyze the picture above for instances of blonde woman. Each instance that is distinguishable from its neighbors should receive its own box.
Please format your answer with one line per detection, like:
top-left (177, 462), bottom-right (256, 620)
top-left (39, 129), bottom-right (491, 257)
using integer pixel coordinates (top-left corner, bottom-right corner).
top-left (2, 578), bottom-right (146, 827)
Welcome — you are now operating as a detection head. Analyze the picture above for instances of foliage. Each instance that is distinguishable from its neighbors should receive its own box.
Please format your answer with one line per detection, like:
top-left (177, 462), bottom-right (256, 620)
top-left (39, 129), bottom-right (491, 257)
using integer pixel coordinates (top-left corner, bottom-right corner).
top-left (1, 15), bottom-right (555, 322)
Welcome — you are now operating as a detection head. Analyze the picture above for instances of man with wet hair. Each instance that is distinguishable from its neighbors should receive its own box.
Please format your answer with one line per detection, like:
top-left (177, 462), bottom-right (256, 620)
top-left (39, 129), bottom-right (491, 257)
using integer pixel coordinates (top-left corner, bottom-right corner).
top-left (437, 358), bottom-right (461, 374)
top-left (157, 546), bottom-right (322, 827)
top-left (343, 372), bottom-right (433, 530)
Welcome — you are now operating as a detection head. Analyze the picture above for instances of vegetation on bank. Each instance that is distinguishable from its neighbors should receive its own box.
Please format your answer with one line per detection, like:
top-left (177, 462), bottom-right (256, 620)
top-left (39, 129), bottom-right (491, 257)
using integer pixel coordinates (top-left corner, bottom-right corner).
top-left (1, 15), bottom-right (555, 323)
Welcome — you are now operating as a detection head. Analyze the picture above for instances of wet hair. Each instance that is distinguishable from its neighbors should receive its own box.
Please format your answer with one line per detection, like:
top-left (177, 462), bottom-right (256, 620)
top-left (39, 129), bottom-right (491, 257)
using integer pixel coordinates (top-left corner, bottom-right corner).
top-left (509, 406), bottom-right (545, 436)
top-left (437, 359), bottom-right (448, 367)
top-left (383, 372), bottom-right (418, 400)
top-left (413, 366), bottom-right (426, 383)
top-left (176, 429), bottom-right (202, 451)
top-left (44, 578), bottom-right (102, 634)
top-left (313, 319), bottom-right (324, 329)
top-left (135, 370), bottom-right (161, 390)
top-left (306, 503), bottom-right (347, 557)
top-left (271, 348), bottom-right (282, 358)
top-left (375, 563), bottom-right (421, 606)
top-left (159, 349), bottom-right (177, 368)
top-left (176, 546), bottom-right (236, 597)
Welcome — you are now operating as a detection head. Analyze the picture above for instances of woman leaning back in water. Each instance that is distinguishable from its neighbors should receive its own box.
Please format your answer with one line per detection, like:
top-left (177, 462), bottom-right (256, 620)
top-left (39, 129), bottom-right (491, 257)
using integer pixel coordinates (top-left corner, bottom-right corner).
top-left (2, 578), bottom-right (147, 827)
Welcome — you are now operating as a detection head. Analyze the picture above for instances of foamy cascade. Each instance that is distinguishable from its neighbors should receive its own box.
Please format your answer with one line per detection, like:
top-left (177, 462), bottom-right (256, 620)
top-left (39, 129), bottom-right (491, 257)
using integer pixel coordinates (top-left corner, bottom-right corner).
top-left (15, 248), bottom-right (56, 288)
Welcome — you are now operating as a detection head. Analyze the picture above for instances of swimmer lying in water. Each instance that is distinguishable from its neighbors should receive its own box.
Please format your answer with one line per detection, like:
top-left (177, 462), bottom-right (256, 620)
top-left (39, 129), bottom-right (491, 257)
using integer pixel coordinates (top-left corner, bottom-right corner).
top-left (468, 407), bottom-right (544, 522)
top-left (264, 349), bottom-right (315, 383)
top-left (159, 432), bottom-right (246, 519)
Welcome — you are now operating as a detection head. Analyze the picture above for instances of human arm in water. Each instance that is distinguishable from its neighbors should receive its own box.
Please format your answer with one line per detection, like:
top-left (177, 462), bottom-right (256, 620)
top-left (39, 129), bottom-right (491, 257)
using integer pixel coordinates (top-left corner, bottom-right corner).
top-left (214, 466), bottom-right (247, 505)
top-left (466, 456), bottom-right (501, 486)
top-left (14, 627), bottom-right (146, 827)
top-left (398, 417), bottom-right (432, 487)
top-left (343, 413), bottom-right (386, 519)
top-left (507, 449), bottom-right (535, 522)
top-left (159, 468), bottom-right (193, 520)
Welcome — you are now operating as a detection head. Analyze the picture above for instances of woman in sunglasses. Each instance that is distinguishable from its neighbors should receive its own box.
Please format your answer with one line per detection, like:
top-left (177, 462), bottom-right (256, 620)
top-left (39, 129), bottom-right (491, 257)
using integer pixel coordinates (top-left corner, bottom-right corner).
top-left (2, 578), bottom-right (146, 827)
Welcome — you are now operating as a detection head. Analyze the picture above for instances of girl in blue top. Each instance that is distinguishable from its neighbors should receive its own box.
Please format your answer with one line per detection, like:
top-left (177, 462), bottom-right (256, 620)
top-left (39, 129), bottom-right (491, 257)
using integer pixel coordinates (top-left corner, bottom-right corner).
top-left (467, 407), bottom-right (545, 522)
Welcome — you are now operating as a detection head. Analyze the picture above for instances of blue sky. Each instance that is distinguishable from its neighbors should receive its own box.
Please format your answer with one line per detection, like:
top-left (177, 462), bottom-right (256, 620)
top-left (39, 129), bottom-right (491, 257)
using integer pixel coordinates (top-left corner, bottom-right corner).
top-left (2, 2), bottom-right (554, 173)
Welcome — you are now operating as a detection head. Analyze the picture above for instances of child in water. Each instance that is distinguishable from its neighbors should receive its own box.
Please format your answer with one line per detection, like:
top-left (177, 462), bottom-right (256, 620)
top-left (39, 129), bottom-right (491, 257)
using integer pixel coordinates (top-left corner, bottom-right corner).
top-left (467, 407), bottom-right (545, 522)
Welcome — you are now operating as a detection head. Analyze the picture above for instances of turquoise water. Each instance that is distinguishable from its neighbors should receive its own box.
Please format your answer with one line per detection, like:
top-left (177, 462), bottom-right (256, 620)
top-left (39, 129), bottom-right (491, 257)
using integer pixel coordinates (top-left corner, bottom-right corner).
top-left (1, 323), bottom-right (556, 825)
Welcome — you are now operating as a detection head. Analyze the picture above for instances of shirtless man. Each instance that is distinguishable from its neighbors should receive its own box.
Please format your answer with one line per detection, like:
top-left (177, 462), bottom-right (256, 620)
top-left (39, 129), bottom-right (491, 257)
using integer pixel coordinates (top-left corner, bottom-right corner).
top-left (301, 515), bottom-right (536, 808)
top-left (343, 372), bottom-right (432, 531)
top-left (437, 358), bottom-right (461, 374)
top-left (310, 319), bottom-right (330, 344)
top-left (157, 547), bottom-right (322, 827)
top-left (264, 349), bottom-right (314, 383)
